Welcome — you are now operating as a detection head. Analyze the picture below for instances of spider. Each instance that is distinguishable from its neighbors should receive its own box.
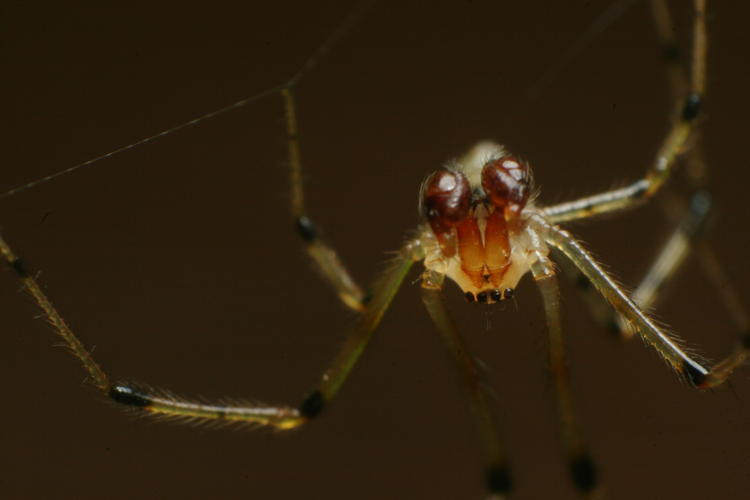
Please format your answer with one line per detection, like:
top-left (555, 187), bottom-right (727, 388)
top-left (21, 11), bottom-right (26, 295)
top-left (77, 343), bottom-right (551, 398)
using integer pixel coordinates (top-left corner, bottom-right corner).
top-left (2, 1), bottom-right (750, 499)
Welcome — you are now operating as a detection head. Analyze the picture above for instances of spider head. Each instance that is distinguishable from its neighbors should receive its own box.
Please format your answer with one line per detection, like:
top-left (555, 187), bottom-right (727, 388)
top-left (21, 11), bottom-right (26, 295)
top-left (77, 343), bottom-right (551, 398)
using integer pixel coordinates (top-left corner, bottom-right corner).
top-left (420, 142), bottom-right (534, 304)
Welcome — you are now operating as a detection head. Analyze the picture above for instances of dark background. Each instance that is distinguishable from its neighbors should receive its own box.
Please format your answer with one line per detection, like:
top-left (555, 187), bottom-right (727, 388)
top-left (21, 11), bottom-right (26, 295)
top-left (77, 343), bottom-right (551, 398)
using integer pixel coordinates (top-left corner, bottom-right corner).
top-left (2, 1), bottom-right (750, 499)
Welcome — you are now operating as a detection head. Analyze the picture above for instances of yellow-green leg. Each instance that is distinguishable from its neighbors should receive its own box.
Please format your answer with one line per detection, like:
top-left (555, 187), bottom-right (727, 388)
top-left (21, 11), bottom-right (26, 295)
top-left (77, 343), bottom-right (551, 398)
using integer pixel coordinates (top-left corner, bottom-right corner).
top-left (538, 216), bottom-right (748, 389)
top-left (566, 190), bottom-right (714, 340)
top-left (282, 87), bottom-right (367, 311)
top-left (420, 271), bottom-right (510, 499)
top-left (543, 0), bottom-right (707, 224)
top-left (281, 2), bottom-right (377, 312)
top-left (0, 232), bottom-right (418, 427)
top-left (565, 0), bottom-right (748, 352)
top-left (531, 256), bottom-right (599, 498)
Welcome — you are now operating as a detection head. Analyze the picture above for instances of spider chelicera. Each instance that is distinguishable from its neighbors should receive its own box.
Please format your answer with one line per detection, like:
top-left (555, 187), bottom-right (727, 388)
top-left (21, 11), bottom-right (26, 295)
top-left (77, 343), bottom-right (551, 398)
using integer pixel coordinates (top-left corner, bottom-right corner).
top-left (1, 0), bottom-right (747, 499)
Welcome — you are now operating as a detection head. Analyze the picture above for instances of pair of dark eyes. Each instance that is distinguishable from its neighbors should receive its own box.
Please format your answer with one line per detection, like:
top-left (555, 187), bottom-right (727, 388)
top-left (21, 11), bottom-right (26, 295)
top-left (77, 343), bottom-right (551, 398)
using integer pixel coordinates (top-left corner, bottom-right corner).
top-left (422, 156), bottom-right (531, 230)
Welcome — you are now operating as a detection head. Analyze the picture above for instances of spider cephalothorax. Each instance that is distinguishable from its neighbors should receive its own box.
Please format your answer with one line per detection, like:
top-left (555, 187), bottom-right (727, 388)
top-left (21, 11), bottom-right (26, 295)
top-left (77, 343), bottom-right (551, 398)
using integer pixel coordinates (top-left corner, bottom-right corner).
top-left (420, 142), bottom-right (542, 304)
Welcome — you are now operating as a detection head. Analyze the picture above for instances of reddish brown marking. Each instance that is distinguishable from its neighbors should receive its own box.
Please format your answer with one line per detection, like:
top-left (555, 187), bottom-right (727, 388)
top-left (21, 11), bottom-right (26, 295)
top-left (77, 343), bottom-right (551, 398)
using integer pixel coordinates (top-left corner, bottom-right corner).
top-left (423, 169), bottom-right (471, 257)
top-left (482, 156), bottom-right (531, 231)
top-left (422, 157), bottom-right (531, 290)
top-left (484, 209), bottom-right (511, 286)
top-left (456, 218), bottom-right (485, 288)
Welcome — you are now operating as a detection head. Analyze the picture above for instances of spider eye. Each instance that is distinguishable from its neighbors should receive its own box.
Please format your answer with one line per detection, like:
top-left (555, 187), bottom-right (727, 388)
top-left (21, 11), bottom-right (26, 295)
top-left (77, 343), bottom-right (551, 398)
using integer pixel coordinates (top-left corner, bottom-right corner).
top-left (422, 169), bottom-right (470, 256)
top-left (481, 156), bottom-right (531, 214)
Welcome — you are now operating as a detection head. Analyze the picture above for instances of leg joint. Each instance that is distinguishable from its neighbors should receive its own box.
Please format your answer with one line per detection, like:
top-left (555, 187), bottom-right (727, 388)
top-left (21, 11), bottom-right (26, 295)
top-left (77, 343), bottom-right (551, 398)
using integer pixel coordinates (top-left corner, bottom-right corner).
top-left (570, 453), bottom-right (598, 493)
top-left (295, 216), bottom-right (318, 243)
top-left (663, 44), bottom-right (680, 63)
top-left (298, 390), bottom-right (325, 419)
top-left (109, 385), bottom-right (153, 408)
top-left (485, 464), bottom-right (512, 494)
top-left (9, 257), bottom-right (28, 277)
top-left (740, 331), bottom-right (750, 350)
top-left (681, 359), bottom-right (709, 389)
top-left (681, 92), bottom-right (702, 121)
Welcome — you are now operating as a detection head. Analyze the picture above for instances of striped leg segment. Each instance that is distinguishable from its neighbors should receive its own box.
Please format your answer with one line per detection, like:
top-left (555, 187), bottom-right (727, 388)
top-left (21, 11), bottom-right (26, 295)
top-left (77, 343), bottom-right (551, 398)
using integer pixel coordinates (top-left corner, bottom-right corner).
top-left (561, 0), bottom-right (749, 365)
top-left (420, 271), bottom-right (511, 499)
top-left (649, 0), bottom-right (750, 363)
top-left (531, 257), bottom-right (599, 497)
top-left (0, 232), bottom-right (416, 427)
top-left (540, 219), bottom-right (706, 381)
top-left (556, 254), bottom-right (623, 338)
top-left (543, 0), bottom-right (707, 225)
top-left (568, 190), bottom-right (713, 340)
top-left (538, 217), bottom-right (748, 389)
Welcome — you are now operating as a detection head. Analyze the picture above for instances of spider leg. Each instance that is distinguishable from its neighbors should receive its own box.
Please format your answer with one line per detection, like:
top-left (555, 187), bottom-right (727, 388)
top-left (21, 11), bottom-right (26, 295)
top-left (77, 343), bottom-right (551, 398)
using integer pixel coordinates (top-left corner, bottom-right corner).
top-left (566, 189), bottom-right (713, 339)
top-left (420, 270), bottom-right (510, 499)
top-left (558, 0), bottom-right (712, 338)
top-left (0, 232), bottom-right (418, 427)
top-left (564, 0), bottom-right (749, 349)
top-left (647, 0), bottom-right (750, 337)
top-left (543, 0), bottom-right (707, 225)
top-left (622, 191), bottom-right (709, 329)
top-left (651, 0), bottom-right (707, 186)
top-left (283, 87), bottom-right (368, 312)
top-left (608, 190), bottom-right (749, 343)
top-left (276, 1), bottom-right (377, 313)
top-left (556, 252), bottom-right (623, 338)
top-left (536, 216), bottom-right (748, 389)
top-left (530, 255), bottom-right (599, 498)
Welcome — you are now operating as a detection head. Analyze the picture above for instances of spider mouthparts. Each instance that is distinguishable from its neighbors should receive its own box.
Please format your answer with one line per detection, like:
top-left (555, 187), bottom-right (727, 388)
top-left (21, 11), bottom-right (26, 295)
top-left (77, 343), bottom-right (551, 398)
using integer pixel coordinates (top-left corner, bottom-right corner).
top-left (465, 288), bottom-right (514, 304)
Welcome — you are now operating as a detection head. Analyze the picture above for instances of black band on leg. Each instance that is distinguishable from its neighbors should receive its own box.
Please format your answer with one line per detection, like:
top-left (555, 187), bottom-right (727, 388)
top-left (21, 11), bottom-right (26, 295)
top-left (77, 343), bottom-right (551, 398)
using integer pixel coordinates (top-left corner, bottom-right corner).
top-left (298, 390), bottom-right (325, 419)
top-left (682, 190), bottom-right (712, 237)
top-left (605, 316), bottom-right (622, 337)
top-left (740, 331), bottom-right (750, 350)
top-left (570, 453), bottom-right (598, 493)
top-left (681, 359), bottom-right (708, 388)
top-left (109, 385), bottom-right (153, 408)
top-left (295, 216), bottom-right (318, 242)
top-left (575, 273), bottom-right (591, 291)
top-left (663, 44), bottom-right (680, 63)
top-left (9, 257), bottom-right (28, 277)
top-left (485, 464), bottom-right (512, 494)
top-left (681, 92), bottom-right (702, 121)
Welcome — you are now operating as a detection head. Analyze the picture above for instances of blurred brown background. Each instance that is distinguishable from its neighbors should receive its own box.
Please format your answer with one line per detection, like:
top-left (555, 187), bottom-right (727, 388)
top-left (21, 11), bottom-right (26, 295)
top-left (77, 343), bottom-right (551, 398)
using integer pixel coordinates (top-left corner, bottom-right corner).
top-left (2, 1), bottom-right (750, 499)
